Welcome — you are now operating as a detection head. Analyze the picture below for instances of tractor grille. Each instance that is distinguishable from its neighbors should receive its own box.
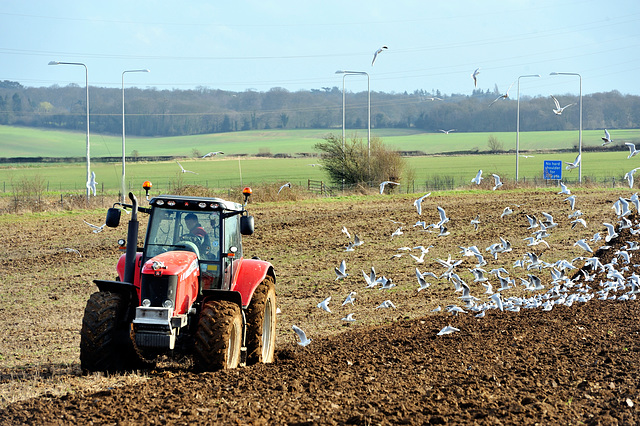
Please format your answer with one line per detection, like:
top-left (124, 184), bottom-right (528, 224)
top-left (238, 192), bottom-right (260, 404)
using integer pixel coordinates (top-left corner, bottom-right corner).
top-left (140, 274), bottom-right (177, 307)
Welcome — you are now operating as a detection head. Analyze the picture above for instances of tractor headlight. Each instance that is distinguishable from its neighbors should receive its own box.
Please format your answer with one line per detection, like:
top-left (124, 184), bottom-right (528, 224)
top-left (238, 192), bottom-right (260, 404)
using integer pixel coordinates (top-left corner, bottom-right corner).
top-left (142, 299), bottom-right (151, 307)
top-left (162, 299), bottom-right (174, 309)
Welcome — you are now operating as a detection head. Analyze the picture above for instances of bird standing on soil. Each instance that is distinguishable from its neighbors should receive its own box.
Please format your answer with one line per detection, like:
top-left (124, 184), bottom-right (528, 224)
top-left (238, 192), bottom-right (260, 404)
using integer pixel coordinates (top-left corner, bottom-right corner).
top-left (292, 325), bottom-right (312, 347)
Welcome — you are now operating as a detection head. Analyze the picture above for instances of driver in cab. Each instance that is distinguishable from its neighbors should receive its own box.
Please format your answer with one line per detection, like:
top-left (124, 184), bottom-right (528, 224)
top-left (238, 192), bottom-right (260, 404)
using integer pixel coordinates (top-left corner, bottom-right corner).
top-left (182, 213), bottom-right (209, 255)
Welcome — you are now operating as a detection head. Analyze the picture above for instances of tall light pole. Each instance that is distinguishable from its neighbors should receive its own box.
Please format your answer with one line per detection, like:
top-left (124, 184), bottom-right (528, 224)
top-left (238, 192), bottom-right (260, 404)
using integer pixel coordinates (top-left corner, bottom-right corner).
top-left (515, 74), bottom-right (540, 181)
top-left (335, 70), bottom-right (371, 166)
top-left (49, 61), bottom-right (91, 200)
top-left (550, 72), bottom-right (583, 182)
top-left (122, 69), bottom-right (150, 203)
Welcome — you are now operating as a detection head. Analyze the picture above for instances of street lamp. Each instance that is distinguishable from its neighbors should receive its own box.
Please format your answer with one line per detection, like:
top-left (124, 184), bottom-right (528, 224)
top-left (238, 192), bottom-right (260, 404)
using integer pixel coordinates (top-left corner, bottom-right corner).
top-left (516, 74), bottom-right (540, 181)
top-left (335, 70), bottom-right (371, 167)
top-left (122, 69), bottom-right (150, 203)
top-left (550, 72), bottom-right (583, 182)
top-left (49, 60), bottom-right (91, 200)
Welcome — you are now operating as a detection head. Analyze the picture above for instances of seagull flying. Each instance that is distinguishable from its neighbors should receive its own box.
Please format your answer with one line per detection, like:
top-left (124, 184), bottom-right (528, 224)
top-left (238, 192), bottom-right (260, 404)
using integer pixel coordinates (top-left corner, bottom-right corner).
top-left (176, 161), bottom-right (198, 174)
top-left (371, 45), bottom-right (388, 66)
top-left (277, 182), bottom-right (292, 194)
top-left (341, 226), bottom-right (351, 239)
top-left (83, 220), bottom-right (106, 233)
top-left (471, 169), bottom-right (483, 185)
top-left (565, 154), bottom-right (581, 171)
top-left (379, 181), bottom-right (400, 194)
top-left (489, 81), bottom-right (515, 106)
top-left (625, 143), bottom-right (640, 159)
top-left (437, 325), bottom-right (460, 336)
top-left (317, 296), bottom-right (332, 313)
top-left (601, 129), bottom-right (613, 146)
top-left (624, 168), bottom-right (639, 189)
top-left (491, 174), bottom-right (503, 190)
top-left (413, 192), bottom-right (431, 215)
top-left (335, 260), bottom-right (348, 280)
top-left (341, 313), bottom-right (356, 322)
top-left (202, 151), bottom-right (224, 158)
top-left (472, 68), bottom-right (480, 87)
top-left (292, 325), bottom-right (312, 347)
top-left (439, 129), bottom-right (456, 134)
top-left (342, 291), bottom-right (356, 306)
top-left (86, 171), bottom-right (98, 196)
top-left (558, 182), bottom-right (571, 195)
top-left (550, 95), bottom-right (574, 115)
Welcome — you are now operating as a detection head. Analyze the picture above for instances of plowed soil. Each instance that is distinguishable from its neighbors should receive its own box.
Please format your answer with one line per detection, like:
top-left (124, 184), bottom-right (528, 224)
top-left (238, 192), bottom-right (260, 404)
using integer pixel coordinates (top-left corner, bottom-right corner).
top-left (1, 188), bottom-right (640, 425)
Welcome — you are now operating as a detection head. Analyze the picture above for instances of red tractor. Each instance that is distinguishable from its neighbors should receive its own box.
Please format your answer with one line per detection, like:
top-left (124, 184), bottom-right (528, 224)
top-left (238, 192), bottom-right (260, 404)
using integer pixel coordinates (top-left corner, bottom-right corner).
top-left (80, 186), bottom-right (276, 372)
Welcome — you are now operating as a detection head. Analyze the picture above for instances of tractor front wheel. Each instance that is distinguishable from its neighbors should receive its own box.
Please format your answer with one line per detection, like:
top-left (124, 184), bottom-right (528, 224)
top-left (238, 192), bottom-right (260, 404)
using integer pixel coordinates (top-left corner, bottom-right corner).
top-left (80, 291), bottom-right (146, 374)
top-left (245, 275), bottom-right (277, 364)
top-left (193, 300), bottom-right (242, 371)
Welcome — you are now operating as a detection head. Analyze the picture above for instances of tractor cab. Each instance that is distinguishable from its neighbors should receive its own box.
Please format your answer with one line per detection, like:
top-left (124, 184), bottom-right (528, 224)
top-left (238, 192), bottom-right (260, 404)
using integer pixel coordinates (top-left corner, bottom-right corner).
top-left (143, 195), bottom-right (250, 291)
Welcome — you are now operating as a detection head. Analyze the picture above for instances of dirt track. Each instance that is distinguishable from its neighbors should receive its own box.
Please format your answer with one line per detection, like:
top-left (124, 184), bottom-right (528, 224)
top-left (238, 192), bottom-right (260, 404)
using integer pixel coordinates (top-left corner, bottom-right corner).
top-left (1, 188), bottom-right (640, 424)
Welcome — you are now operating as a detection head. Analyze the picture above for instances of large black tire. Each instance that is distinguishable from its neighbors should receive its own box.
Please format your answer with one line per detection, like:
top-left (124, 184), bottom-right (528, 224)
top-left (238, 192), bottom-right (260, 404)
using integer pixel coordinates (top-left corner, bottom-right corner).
top-left (80, 291), bottom-right (146, 374)
top-left (193, 300), bottom-right (242, 371)
top-left (245, 276), bottom-right (277, 365)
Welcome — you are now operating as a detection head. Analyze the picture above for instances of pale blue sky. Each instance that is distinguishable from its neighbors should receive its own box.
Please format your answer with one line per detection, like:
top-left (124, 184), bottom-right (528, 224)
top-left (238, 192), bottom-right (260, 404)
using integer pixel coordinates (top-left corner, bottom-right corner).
top-left (1, 0), bottom-right (639, 96)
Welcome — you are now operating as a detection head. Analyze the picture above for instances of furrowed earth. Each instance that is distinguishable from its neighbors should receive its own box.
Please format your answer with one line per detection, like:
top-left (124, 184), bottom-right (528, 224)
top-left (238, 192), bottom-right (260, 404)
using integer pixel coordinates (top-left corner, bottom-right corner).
top-left (1, 188), bottom-right (639, 425)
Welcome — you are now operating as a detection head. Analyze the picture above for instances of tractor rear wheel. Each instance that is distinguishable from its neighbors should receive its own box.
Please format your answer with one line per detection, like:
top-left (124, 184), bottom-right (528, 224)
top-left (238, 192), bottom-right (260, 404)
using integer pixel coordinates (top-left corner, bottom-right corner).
top-left (80, 291), bottom-right (146, 374)
top-left (245, 275), bottom-right (277, 364)
top-left (193, 300), bottom-right (242, 371)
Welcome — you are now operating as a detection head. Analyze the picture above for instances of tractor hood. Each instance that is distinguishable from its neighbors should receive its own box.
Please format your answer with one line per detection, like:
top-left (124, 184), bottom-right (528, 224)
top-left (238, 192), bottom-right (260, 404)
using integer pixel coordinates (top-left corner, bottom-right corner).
top-left (141, 250), bottom-right (199, 279)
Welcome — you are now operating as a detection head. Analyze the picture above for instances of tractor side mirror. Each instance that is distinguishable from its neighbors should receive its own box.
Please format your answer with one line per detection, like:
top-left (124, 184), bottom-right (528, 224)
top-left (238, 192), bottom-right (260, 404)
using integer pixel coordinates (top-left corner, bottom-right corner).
top-left (105, 207), bottom-right (121, 228)
top-left (240, 215), bottom-right (254, 235)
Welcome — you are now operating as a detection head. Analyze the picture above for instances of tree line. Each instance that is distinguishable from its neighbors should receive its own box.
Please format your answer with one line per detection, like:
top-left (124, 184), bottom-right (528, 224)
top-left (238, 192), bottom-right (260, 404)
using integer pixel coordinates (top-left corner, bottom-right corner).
top-left (1, 80), bottom-right (638, 137)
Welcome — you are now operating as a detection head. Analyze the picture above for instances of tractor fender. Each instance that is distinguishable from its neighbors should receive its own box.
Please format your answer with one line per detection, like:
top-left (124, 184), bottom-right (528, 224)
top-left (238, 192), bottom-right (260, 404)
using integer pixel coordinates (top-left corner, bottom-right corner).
top-left (231, 258), bottom-right (275, 308)
top-left (92, 280), bottom-right (139, 324)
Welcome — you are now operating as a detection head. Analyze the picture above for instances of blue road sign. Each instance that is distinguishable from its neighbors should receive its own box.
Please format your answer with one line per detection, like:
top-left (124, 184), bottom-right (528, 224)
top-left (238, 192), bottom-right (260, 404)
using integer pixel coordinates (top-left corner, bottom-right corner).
top-left (544, 160), bottom-right (562, 180)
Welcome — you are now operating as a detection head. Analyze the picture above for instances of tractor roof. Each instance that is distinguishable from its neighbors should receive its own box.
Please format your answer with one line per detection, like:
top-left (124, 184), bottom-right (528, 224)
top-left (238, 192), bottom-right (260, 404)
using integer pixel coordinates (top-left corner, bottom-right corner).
top-left (149, 195), bottom-right (243, 212)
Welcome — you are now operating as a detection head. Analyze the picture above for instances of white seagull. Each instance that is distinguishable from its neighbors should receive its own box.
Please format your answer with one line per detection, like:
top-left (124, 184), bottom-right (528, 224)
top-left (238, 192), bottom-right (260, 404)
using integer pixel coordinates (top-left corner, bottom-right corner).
top-left (558, 182), bottom-right (571, 195)
top-left (574, 239), bottom-right (593, 253)
top-left (565, 154), bottom-right (581, 171)
top-left (379, 180), bottom-right (400, 194)
top-left (176, 161), bottom-right (198, 174)
top-left (341, 313), bottom-right (356, 322)
top-left (550, 95), bottom-right (574, 115)
top-left (375, 300), bottom-right (397, 309)
top-left (601, 129), bottom-right (613, 146)
top-left (439, 129), bottom-right (456, 134)
top-left (317, 296), bottom-right (332, 313)
top-left (341, 226), bottom-right (351, 239)
top-left (86, 171), bottom-right (98, 196)
top-left (625, 143), bottom-right (640, 159)
top-left (83, 220), bottom-right (106, 233)
top-left (413, 193), bottom-right (431, 215)
top-left (335, 260), bottom-right (349, 280)
top-left (471, 169), bottom-right (483, 185)
top-left (371, 45), bottom-right (388, 66)
top-left (437, 325), bottom-right (460, 336)
top-left (202, 151), bottom-right (224, 158)
top-left (277, 182), bottom-right (292, 194)
top-left (491, 174), bottom-right (503, 190)
top-left (472, 68), bottom-right (480, 87)
top-left (624, 168), bottom-right (639, 189)
top-left (292, 325), bottom-right (312, 347)
top-left (342, 291), bottom-right (356, 306)
top-left (489, 81), bottom-right (515, 106)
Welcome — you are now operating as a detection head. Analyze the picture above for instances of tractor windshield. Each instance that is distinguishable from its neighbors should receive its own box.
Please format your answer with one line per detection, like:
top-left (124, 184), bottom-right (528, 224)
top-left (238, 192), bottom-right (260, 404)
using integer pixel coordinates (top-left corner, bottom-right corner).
top-left (144, 208), bottom-right (221, 262)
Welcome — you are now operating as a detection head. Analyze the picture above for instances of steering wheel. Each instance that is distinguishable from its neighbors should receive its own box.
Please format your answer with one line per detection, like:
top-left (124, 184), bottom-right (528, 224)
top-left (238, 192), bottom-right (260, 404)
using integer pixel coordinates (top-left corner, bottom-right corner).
top-left (176, 240), bottom-right (201, 258)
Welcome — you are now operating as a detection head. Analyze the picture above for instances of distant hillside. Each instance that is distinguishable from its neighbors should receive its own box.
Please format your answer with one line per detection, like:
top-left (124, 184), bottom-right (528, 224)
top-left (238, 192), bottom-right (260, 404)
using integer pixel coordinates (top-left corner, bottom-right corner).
top-left (0, 80), bottom-right (638, 138)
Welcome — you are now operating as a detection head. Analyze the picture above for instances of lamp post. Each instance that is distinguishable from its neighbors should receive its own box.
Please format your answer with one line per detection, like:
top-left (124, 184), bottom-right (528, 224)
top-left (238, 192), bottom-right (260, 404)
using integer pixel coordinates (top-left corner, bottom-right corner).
top-left (550, 72), bottom-right (583, 182)
top-left (516, 74), bottom-right (540, 181)
top-left (122, 69), bottom-right (150, 203)
top-left (49, 61), bottom-right (91, 200)
top-left (335, 70), bottom-right (371, 167)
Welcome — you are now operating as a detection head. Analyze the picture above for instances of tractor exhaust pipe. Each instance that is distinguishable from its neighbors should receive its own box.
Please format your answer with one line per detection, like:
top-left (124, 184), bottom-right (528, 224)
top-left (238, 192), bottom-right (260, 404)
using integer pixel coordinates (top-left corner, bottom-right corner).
top-left (124, 192), bottom-right (139, 285)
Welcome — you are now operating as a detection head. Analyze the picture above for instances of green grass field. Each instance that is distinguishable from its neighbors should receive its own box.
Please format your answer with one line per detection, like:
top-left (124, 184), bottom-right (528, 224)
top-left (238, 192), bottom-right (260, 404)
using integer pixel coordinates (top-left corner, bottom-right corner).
top-left (1, 125), bottom-right (640, 195)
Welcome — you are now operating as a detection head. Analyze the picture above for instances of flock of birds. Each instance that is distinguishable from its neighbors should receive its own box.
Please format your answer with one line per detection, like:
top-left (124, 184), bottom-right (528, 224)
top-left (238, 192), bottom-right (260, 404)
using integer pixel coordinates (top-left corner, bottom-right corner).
top-left (290, 161), bottom-right (640, 346)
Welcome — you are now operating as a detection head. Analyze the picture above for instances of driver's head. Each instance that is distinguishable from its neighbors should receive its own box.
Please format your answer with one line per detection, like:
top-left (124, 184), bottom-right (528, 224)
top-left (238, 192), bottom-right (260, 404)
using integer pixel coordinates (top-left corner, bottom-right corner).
top-left (185, 213), bottom-right (198, 230)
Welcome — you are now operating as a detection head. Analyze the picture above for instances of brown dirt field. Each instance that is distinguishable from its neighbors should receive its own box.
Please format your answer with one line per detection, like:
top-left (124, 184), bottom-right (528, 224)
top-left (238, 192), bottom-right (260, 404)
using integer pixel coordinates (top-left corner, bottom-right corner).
top-left (1, 188), bottom-right (640, 424)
